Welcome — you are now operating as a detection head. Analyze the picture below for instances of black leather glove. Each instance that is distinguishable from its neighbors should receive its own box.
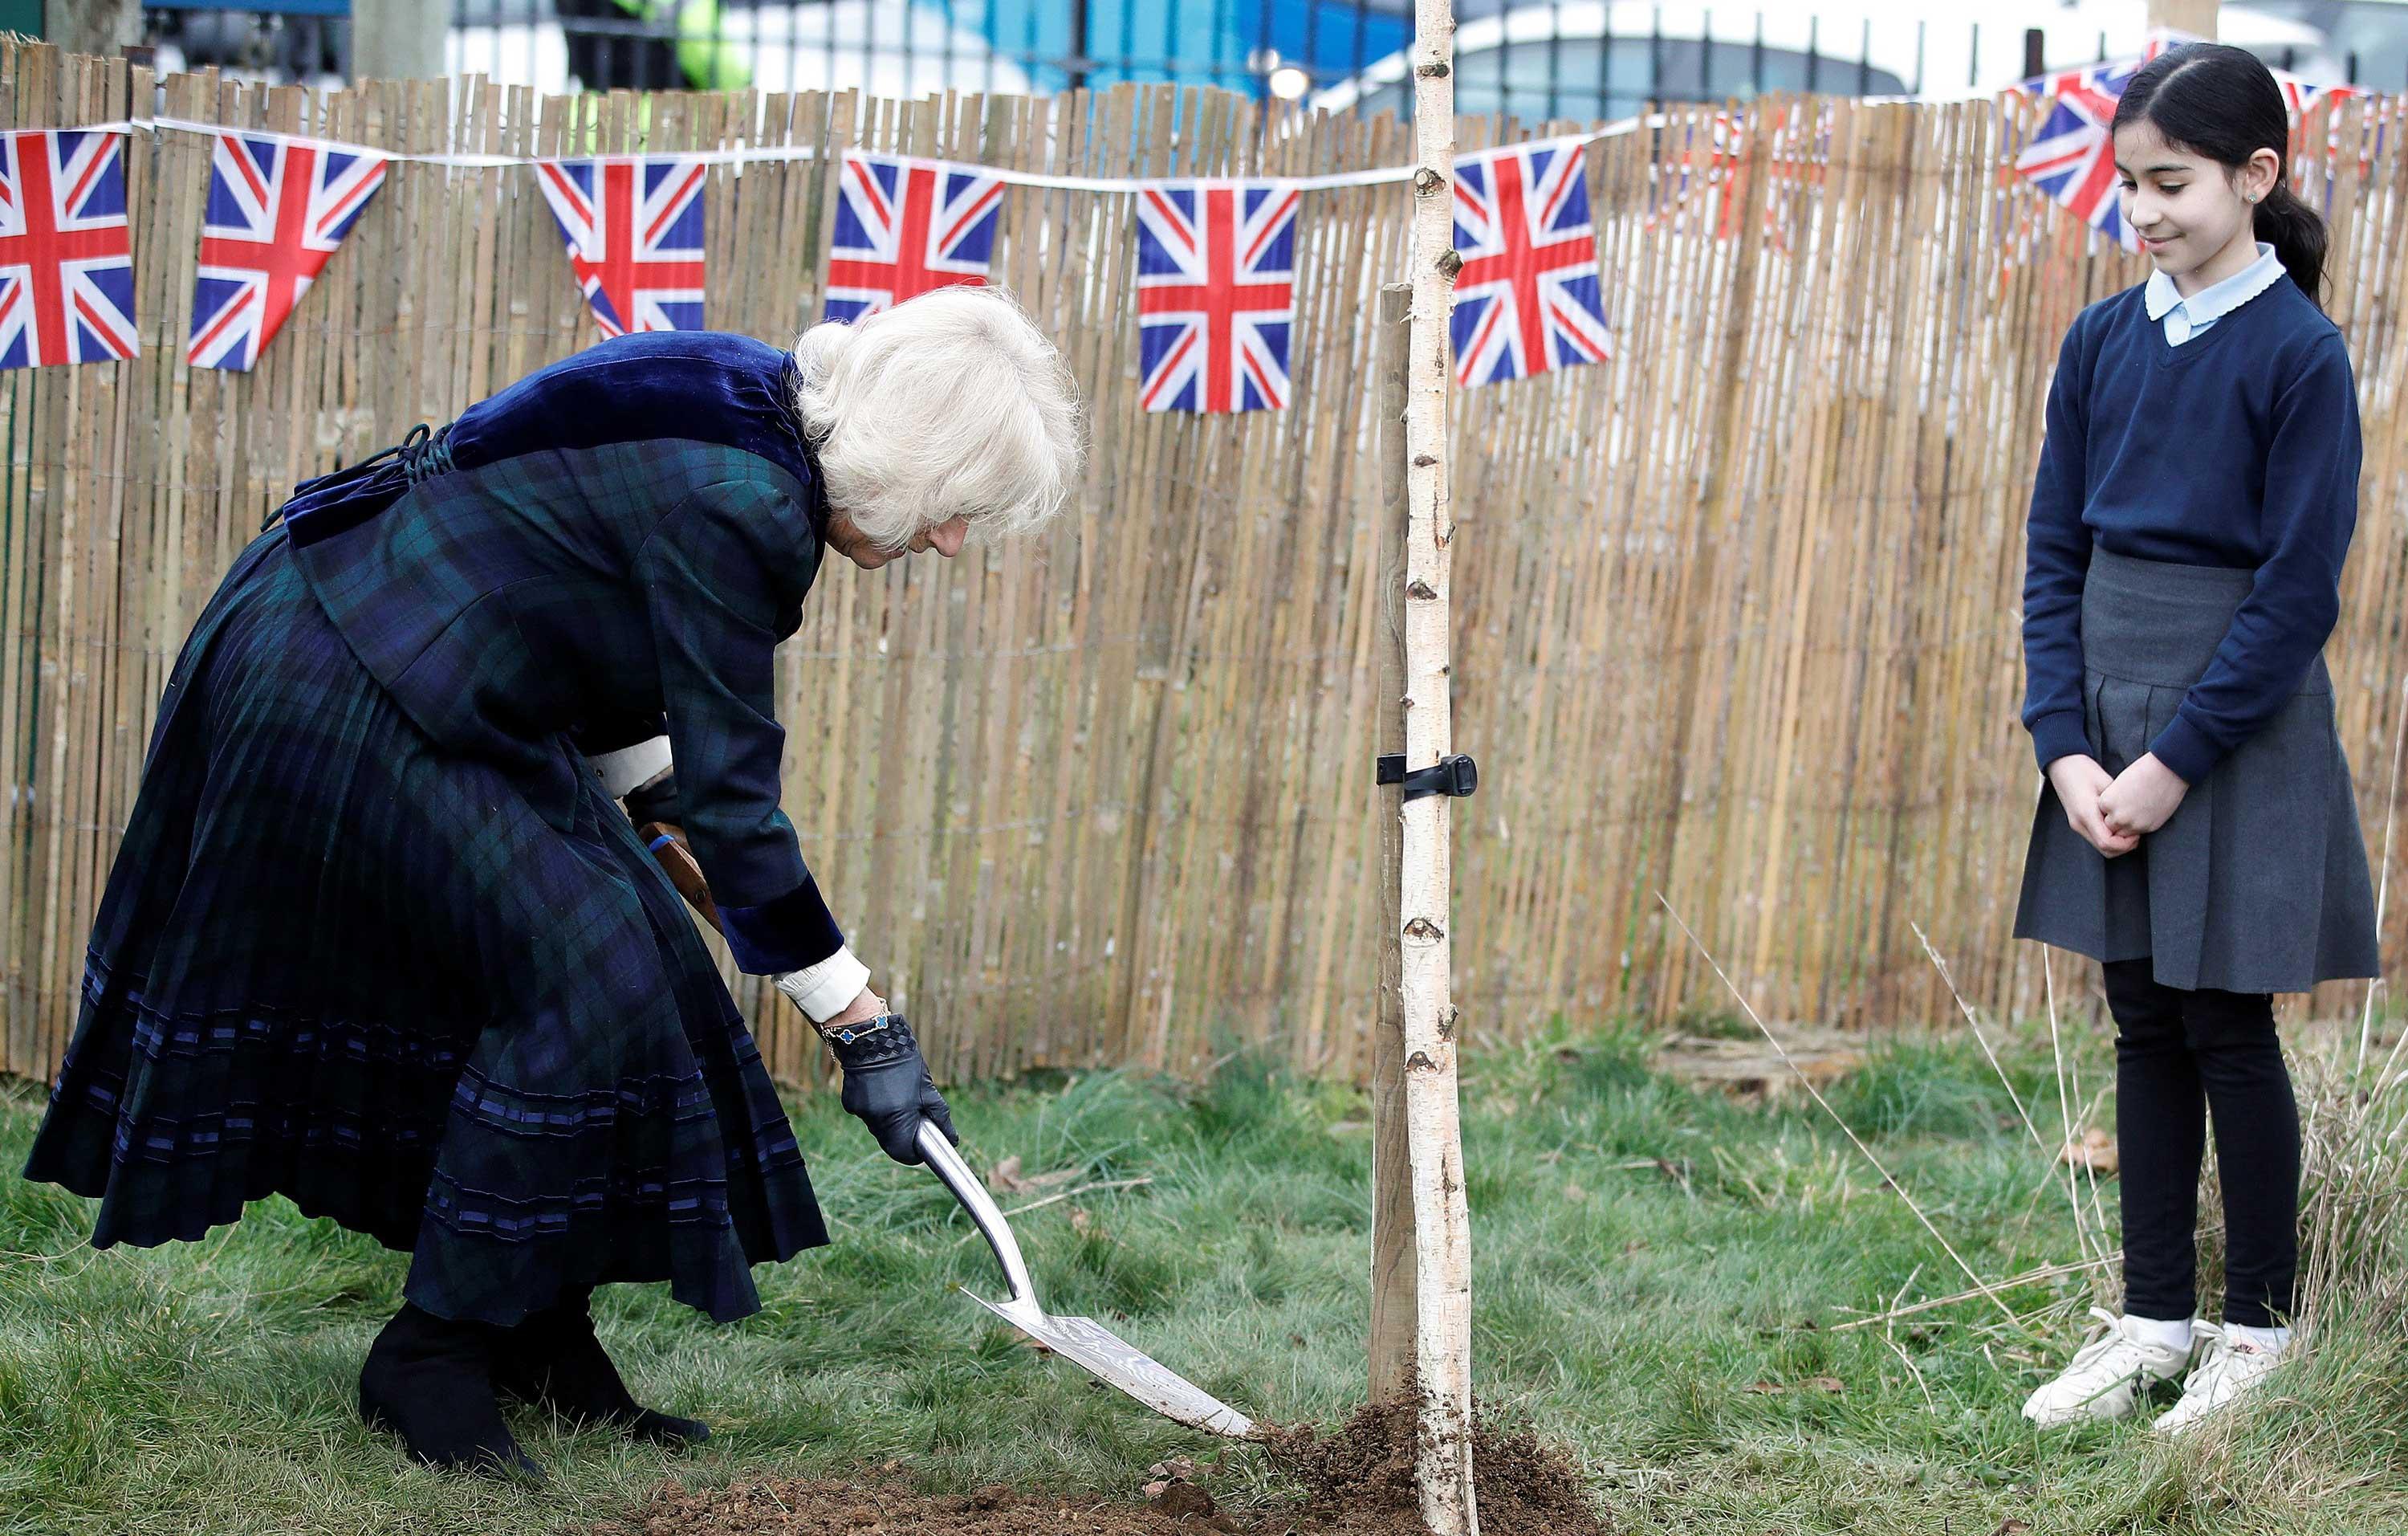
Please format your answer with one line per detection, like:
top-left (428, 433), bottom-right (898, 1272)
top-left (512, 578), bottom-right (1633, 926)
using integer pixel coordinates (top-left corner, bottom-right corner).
top-left (828, 1014), bottom-right (958, 1166)
top-left (621, 769), bottom-right (681, 826)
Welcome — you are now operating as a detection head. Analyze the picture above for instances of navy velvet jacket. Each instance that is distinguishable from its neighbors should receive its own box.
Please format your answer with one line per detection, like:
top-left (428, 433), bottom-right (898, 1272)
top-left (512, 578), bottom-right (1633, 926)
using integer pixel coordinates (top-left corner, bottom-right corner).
top-left (280, 332), bottom-right (844, 976)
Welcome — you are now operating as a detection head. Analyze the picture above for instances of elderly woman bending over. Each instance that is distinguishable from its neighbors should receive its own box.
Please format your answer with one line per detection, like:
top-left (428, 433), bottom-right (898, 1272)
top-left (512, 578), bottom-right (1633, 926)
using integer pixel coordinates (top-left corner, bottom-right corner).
top-left (22, 287), bottom-right (1084, 1478)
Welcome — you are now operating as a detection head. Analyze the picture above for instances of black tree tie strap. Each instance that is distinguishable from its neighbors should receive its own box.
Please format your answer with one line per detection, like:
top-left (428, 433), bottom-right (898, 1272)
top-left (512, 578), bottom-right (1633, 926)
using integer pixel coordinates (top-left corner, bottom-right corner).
top-left (1376, 752), bottom-right (1479, 803)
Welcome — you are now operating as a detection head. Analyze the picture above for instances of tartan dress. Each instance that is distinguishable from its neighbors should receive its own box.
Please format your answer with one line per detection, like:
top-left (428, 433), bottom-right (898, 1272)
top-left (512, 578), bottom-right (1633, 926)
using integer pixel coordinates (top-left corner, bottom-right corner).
top-left (22, 333), bottom-right (848, 1326)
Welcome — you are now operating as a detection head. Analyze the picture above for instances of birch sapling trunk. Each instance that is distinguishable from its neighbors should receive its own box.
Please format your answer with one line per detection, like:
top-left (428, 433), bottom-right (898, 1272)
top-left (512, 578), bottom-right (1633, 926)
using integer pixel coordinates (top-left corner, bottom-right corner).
top-left (1403, 2), bottom-right (1476, 1533)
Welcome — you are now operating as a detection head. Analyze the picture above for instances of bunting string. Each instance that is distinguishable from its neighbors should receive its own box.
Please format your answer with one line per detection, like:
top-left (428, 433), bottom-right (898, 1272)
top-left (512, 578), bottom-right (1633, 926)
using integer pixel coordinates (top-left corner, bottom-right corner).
top-left (83, 112), bottom-right (1650, 185)
top-left (14, 46), bottom-right (2371, 390)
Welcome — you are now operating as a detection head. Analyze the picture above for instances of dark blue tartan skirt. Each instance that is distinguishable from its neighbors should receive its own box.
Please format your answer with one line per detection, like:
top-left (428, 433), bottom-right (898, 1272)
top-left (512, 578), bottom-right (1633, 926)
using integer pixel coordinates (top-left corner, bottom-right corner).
top-left (20, 531), bottom-right (827, 1325)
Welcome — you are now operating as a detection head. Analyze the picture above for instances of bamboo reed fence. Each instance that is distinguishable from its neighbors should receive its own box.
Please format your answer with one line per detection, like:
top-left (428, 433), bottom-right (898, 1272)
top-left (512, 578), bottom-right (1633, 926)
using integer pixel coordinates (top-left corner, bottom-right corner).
top-left (2, 41), bottom-right (2402, 1092)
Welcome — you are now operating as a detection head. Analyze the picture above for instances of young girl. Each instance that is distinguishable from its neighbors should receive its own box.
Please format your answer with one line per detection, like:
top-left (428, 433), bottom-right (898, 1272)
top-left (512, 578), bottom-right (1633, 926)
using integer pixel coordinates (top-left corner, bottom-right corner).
top-left (2012, 43), bottom-right (2381, 1434)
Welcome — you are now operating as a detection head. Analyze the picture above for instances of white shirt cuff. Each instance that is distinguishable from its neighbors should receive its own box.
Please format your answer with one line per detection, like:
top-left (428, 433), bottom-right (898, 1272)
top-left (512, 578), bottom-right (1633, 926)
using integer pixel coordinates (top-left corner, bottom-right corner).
top-left (773, 946), bottom-right (871, 1024)
top-left (589, 735), bottom-right (673, 799)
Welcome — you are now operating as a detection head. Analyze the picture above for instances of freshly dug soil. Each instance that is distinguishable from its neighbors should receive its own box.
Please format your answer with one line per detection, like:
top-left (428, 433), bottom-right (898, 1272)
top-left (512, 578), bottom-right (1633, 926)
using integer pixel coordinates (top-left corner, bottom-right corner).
top-left (1257, 1400), bottom-right (1608, 1536)
top-left (580, 1477), bottom-right (1244, 1535)
top-left (580, 1402), bottom-right (1606, 1536)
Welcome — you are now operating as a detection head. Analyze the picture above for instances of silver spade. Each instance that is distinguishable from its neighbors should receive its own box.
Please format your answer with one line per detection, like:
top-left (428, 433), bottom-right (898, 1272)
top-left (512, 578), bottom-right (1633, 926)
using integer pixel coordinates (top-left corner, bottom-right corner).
top-left (917, 1122), bottom-right (1256, 1437)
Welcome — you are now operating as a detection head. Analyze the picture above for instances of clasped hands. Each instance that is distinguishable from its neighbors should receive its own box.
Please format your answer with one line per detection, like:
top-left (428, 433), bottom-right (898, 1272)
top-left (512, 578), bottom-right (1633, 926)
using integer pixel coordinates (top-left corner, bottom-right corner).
top-left (2048, 751), bottom-right (2190, 857)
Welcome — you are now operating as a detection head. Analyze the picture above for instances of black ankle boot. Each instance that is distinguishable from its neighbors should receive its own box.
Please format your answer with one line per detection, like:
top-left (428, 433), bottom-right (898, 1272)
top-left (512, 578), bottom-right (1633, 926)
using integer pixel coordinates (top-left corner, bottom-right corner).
top-left (359, 1302), bottom-right (545, 1480)
top-left (492, 1286), bottom-right (709, 1447)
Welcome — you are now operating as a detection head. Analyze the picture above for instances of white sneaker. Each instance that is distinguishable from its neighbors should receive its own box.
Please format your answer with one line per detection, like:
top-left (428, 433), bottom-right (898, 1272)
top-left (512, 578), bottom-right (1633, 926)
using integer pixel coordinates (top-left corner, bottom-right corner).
top-left (2021, 1308), bottom-right (2194, 1426)
top-left (2152, 1322), bottom-right (2288, 1436)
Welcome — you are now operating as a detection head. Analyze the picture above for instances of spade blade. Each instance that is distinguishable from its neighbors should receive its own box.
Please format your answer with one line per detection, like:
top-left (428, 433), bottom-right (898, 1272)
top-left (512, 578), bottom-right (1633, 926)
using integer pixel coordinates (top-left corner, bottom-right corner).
top-left (967, 1292), bottom-right (1256, 1438)
top-left (919, 1122), bottom-right (1256, 1439)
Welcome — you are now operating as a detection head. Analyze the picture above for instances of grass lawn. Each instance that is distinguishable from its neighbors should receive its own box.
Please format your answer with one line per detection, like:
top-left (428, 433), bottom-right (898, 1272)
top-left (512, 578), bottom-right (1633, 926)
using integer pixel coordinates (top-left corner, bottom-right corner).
top-left (5, 1021), bottom-right (2406, 1535)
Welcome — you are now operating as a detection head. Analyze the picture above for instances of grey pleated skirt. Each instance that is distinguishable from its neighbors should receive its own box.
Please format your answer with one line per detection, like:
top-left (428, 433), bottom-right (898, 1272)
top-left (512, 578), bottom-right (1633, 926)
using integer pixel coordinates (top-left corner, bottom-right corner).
top-left (2013, 548), bottom-right (2381, 994)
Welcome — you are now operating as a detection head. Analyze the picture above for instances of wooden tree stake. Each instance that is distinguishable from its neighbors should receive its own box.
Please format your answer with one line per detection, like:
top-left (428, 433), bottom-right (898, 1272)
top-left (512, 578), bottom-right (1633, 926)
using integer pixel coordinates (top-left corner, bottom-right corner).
top-left (1369, 282), bottom-right (1417, 1409)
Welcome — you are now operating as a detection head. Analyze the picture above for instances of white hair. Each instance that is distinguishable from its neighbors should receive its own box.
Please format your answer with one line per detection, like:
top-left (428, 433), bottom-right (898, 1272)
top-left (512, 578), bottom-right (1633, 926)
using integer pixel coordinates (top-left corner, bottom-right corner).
top-left (791, 286), bottom-right (1085, 552)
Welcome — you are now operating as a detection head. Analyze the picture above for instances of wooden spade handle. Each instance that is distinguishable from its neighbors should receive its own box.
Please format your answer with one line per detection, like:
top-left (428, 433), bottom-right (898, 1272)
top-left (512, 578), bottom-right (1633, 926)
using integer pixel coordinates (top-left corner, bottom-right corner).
top-left (635, 821), bottom-right (723, 935)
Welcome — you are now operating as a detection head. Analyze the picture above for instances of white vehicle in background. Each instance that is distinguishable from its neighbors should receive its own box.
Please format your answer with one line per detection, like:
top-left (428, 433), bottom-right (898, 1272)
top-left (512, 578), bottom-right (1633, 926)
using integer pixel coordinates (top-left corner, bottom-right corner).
top-left (1309, 0), bottom-right (2348, 120)
top-left (445, 0), bottom-right (1038, 97)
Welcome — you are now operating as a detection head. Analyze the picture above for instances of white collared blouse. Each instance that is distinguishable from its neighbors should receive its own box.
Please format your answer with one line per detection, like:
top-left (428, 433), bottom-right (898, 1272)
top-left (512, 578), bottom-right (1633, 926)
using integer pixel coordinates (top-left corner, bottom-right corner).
top-left (2142, 241), bottom-right (2288, 346)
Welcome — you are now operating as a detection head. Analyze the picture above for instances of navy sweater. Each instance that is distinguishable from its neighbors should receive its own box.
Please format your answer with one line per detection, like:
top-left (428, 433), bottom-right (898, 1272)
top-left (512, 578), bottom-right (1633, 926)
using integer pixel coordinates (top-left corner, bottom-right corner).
top-left (2021, 274), bottom-right (2361, 785)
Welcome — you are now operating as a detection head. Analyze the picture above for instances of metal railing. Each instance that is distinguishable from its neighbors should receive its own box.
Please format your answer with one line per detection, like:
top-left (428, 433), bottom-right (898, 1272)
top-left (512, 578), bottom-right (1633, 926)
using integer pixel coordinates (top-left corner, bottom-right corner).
top-left (134, 2), bottom-right (2386, 112)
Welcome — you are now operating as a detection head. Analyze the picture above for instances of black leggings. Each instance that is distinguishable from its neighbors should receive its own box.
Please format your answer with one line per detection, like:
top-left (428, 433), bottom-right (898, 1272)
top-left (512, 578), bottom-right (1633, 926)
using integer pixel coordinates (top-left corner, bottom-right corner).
top-left (2103, 959), bottom-right (2299, 1330)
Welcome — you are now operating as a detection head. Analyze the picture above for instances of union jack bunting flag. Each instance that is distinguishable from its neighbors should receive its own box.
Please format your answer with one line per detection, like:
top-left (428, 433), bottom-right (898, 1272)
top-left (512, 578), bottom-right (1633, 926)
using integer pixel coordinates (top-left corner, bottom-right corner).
top-left (1133, 178), bottom-right (1299, 414)
top-left (822, 153), bottom-right (1003, 323)
top-left (1450, 141), bottom-right (1611, 388)
top-left (2007, 31), bottom-right (2181, 101)
top-left (1644, 110), bottom-right (1740, 239)
top-left (188, 134), bottom-right (387, 371)
top-left (534, 156), bottom-right (707, 337)
top-left (1647, 103), bottom-right (1825, 251)
top-left (2013, 60), bottom-right (2148, 248)
top-left (2011, 31), bottom-right (2361, 252)
top-left (2274, 75), bottom-right (2364, 112)
top-left (0, 129), bottom-right (136, 369)
top-left (2006, 27), bottom-right (2357, 105)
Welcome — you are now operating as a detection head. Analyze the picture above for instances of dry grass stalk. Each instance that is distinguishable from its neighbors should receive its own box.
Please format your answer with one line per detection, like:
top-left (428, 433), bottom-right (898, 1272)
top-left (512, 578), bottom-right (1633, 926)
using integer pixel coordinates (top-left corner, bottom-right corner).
top-left (2356, 671), bottom-right (2406, 1076)
top-left (1830, 1253), bottom-right (2125, 1334)
top-left (1913, 922), bottom-right (2050, 1158)
top-left (2041, 948), bottom-right (2116, 1280)
top-left (1658, 894), bottom-right (2024, 1328)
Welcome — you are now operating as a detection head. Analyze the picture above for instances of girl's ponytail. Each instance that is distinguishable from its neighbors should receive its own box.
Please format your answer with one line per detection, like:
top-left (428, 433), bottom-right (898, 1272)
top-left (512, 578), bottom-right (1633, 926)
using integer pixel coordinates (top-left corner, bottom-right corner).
top-left (2113, 43), bottom-right (2325, 309)
top-left (2255, 181), bottom-right (2329, 310)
